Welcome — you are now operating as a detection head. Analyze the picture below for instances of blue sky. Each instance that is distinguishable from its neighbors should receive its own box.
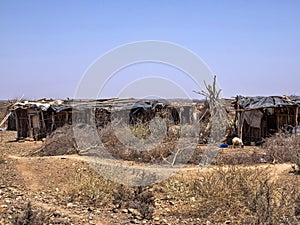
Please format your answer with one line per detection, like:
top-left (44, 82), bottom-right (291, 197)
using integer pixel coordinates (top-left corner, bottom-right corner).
top-left (0, 0), bottom-right (299, 99)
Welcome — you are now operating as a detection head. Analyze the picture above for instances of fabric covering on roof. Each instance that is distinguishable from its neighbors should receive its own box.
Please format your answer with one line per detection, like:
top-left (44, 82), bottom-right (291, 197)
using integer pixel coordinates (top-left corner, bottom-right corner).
top-left (236, 96), bottom-right (297, 109)
top-left (11, 99), bottom-right (172, 113)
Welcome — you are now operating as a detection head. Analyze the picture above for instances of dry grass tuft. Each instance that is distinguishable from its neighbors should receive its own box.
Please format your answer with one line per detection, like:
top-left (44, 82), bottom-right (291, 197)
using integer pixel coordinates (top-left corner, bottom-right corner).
top-left (66, 166), bottom-right (118, 207)
top-left (263, 132), bottom-right (300, 172)
top-left (12, 202), bottom-right (49, 225)
top-left (163, 166), bottom-right (300, 224)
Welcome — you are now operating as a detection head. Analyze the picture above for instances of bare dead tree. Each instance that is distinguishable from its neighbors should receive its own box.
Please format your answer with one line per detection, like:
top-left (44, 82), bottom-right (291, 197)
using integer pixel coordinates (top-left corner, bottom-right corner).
top-left (194, 75), bottom-right (229, 144)
top-left (194, 76), bottom-right (230, 168)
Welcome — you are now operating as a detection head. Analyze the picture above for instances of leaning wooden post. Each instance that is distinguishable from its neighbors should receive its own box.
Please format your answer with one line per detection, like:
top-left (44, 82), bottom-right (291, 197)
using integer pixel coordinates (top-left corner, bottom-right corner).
top-left (295, 106), bottom-right (299, 135)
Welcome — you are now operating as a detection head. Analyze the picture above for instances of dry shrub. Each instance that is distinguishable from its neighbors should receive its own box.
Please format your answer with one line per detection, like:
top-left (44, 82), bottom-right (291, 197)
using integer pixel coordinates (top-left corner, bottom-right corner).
top-left (35, 124), bottom-right (77, 156)
top-left (34, 114), bottom-right (202, 164)
top-left (263, 132), bottom-right (300, 171)
top-left (36, 123), bottom-right (102, 156)
top-left (12, 202), bottom-right (49, 225)
top-left (66, 165), bottom-right (156, 219)
top-left (216, 148), bottom-right (272, 165)
top-left (112, 171), bottom-right (157, 220)
top-left (66, 166), bottom-right (118, 207)
top-left (99, 123), bottom-right (183, 162)
top-left (35, 122), bottom-right (279, 169)
top-left (164, 166), bottom-right (300, 224)
top-left (36, 118), bottom-right (200, 164)
top-left (113, 184), bottom-right (155, 220)
top-left (98, 124), bottom-right (140, 160)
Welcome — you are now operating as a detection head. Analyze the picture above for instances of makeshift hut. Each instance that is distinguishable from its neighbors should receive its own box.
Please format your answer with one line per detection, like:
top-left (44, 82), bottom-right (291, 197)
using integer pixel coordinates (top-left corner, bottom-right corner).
top-left (233, 95), bottom-right (300, 145)
top-left (10, 98), bottom-right (203, 141)
top-left (11, 99), bottom-right (72, 140)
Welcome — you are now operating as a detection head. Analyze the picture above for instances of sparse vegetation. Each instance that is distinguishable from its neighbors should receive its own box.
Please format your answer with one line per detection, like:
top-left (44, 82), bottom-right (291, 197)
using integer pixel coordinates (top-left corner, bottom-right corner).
top-left (0, 101), bottom-right (299, 224)
top-left (12, 202), bottom-right (49, 225)
top-left (66, 166), bottom-right (118, 207)
top-left (113, 184), bottom-right (155, 220)
top-left (163, 165), bottom-right (300, 224)
top-left (263, 131), bottom-right (300, 173)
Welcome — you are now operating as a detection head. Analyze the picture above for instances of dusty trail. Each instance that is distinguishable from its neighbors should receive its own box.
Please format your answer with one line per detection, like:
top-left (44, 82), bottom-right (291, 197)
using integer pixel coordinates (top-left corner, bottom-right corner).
top-left (9, 154), bottom-right (294, 188)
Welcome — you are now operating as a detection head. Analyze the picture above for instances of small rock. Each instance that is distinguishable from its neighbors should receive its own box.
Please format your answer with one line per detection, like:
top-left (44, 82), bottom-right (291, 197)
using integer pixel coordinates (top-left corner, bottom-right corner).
top-left (225, 220), bottom-right (231, 224)
top-left (53, 210), bottom-right (61, 217)
top-left (153, 217), bottom-right (160, 221)
top-left (52, 218), bottom-right (67, 224)
top-left (128, 208), bottom-right (142, 217)
top-left (162, 218), bottom-right (168, 223)
top-left (110, 213), bottom-right (117, 218)
top-left (154, 202), bottom-right (161, 207)
top-left (169, 201), bottom-right (176, 206)
top-left (112, 208), bottom-right (118, 213)
top-left (6, 209), bottom-right (12, 214)
top-left (121, 208), bottom-right (128, 213)
top-left (135, 216), bottom-right (143, 220)
top-left (67, 203), bottom-right (73, 208)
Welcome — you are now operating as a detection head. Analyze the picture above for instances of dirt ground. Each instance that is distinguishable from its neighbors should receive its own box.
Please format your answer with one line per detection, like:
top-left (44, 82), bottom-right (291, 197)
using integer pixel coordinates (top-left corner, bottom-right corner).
top-left (0, 130), bottom-right (298, 225)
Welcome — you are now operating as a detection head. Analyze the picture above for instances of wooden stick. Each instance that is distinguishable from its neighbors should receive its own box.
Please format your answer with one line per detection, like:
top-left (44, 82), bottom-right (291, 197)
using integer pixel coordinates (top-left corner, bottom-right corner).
top-left (295, 106), bottom-right (299, 135)
top-left (0, 113), bottom-right (10, 127)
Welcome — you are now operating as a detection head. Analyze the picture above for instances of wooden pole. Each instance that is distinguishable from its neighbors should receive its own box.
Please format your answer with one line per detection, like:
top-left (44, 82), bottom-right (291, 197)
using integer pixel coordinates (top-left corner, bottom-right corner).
top-left (27, 113), bottom-right (32, 138)
top-left (0, 113), bottom-right (10, 127)
top-left (15, 111), bottom-right (20, 139)
top-left (295, 106), bottom-right (299, 135)
top-left (236, 99), bottom-right (240, 137)
top-left (51, 112), bottom-right (55, 131)
top-left (276, 108), bottom-right (280, 131)
top-left (40, 110), bottom-right (46, 129)
top-left (240, 111), bottom-right (244, 139)
top-left (65, 111), bottom-right (69, 124)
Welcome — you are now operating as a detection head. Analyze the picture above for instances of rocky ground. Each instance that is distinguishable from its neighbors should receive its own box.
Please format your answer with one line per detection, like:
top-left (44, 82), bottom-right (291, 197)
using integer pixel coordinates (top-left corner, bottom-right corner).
top-left (0, 131), bottom-right (298, 225)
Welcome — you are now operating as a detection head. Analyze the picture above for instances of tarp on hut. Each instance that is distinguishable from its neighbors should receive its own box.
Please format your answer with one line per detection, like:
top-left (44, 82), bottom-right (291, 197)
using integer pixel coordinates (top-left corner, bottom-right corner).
top-left (290, 96), bottom-right (300, 106)
top-left (11, 99), bottom-right (169, 113)
top-left (12, 100), bottom-right (65, 112)
top-left (236, 96), bottom-right (296, 110)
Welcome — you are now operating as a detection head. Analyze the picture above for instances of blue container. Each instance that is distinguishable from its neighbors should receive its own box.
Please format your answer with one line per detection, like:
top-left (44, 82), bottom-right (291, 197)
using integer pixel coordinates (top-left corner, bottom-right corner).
top-left (219, 143), bottom-right (228, 148)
